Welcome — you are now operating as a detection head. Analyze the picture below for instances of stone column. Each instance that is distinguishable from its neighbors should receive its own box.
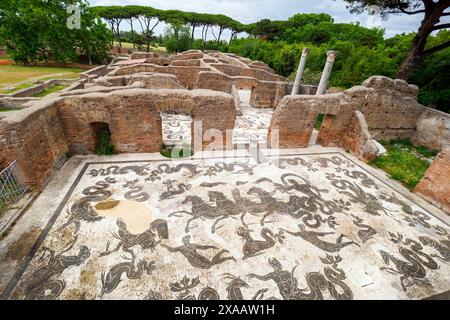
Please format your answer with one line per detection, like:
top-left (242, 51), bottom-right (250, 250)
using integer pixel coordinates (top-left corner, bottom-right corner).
top-left (316, 50), bottom-right (337, 95)
top-left (291, 48), bottom-right (309, 95)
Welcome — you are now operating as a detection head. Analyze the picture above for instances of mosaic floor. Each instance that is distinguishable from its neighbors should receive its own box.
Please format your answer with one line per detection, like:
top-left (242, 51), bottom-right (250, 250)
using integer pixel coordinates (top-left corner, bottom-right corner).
top-left (161, 90), bottom-right (273, 146)
top-left (0, 149), bottom-right (448, 300)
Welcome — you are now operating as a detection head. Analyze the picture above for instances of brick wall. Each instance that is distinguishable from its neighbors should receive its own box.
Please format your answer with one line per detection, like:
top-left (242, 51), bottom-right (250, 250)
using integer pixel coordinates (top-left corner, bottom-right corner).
top-left (0, 99), bottom-right (69, 189)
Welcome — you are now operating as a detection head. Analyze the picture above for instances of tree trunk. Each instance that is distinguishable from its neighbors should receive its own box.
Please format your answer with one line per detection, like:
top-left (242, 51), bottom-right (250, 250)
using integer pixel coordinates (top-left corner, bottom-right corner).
top-left (190, 25), bottom-right (196, 49)
top-left (116, 20), bottom-right (122, 49)
top-left (146, 24), bottom-right (150, 52)
top-left (217, 27), bottom-right (224, 46)
top-left (203, 26), bottom-right (209, 49)
top-left (396, 2), bottom-right (447, 80)
top-left (201, 25), bottom-right (206, 49)
top-left (130, 19), bottom-right (135, 50)
top-left (229, 32), bottom-right (237, 44)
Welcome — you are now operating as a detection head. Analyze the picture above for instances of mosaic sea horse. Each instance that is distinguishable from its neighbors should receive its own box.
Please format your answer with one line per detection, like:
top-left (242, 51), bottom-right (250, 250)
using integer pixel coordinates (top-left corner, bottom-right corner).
top-left (208, 191), bottom-right (249, 229)
top-left (170, 195), bottom-right (225, 233)
top-left (246, 187), bottom-right (301, 226)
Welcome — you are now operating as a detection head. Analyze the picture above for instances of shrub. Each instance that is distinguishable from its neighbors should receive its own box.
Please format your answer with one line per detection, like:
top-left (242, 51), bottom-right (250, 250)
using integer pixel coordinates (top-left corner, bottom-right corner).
top-left (96, 131), bottom-right (114, 156)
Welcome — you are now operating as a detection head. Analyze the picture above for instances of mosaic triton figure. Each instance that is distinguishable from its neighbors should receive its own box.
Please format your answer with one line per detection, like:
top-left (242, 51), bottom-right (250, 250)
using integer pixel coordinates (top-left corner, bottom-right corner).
top-left (162, 235), bottom-right (235, 269)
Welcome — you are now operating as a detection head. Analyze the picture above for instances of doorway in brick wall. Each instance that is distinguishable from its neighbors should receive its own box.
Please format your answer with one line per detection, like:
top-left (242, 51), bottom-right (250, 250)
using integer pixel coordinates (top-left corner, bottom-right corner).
top-left (90, 122), bottom-right (114, 155)
top-left (160, 112), bottom-right (193, 158)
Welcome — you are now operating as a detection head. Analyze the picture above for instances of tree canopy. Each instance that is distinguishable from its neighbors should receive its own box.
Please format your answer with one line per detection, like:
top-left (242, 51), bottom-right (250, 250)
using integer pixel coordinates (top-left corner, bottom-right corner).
top-left (0, 0), bottom-right (111, 64)
top-left (342, 0), bottom-right (450, 80)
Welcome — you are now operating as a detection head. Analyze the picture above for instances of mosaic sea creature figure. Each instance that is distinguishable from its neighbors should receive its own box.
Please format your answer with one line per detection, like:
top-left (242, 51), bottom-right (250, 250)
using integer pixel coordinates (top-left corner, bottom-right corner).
top-left (223, 274), bottom-right (248, 300)
top-left (22, 242), bottom-right (90, 300)
top-left (160, 180), bottom-right (191, 200)
top-left (170, 195), bottom-right (225, 233)
top-left (275, 174), bottom-right (342, 216)
top-left (162, 235), bottom-right (235, 270)
top-left (231, 188), bottom-right (267, 216)
top-left (248, 257), bottom-right (354, 300)
top-left (320, 255), bottom-right (353, 300)
top-left (278, 157), bottom-right (315, 171)
top-left (281, 224), bottom-right (359, 253)
top-left (99, 219), bottom-right (168, 258)
top-left (315, 156), bottom-right (354, 169)
top-left (379, 232), bottom-right (440, 291)
top-left (237, 226), bottom-right (285, 260)
top-left (248, 258), bottom-right (327, 300)
top-left (326, 175), bottom-right (386, 217)
top-left (205, 162), bottom-right (255, 176)
top-left (419, 236), bottom-right (450, 263)
top-left (351, 215), bottom-right (377, 243)
top-left (222, 273), bottom-right (268, 300)
top-left (123, 179), bottom-right (150, 202)
top-left (208, 191), bottom-right (249, 230)
top-left (88, 165), bottom-right (149, 177)
top-left (100, 253), bottom-right (155, 297)
top-left (380, 194), bottom-right (432, 228)
top-left (59, 180), bottom-right (113, 230)
top-left (170, 275), bottom-right (220, 300)
top-left (247, 187), bottom-right (293, 225)
top-left (337, 168), bottom-right (379, 190)
top-left (146, 163), bottom-right (200, 181)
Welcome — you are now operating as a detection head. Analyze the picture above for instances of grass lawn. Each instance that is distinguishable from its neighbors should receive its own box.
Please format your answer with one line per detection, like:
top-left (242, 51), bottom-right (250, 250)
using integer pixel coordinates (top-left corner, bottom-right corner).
top-left (0, 82), bottom-right (36, 94)
top-left (33, 85), bottom-right (69, 97)
top-left (370, 139), bottom-right (438, 191)
top-left (0, 65), bottom-right (83, 87)
top-left (113, 42), bottom-right (167, 53)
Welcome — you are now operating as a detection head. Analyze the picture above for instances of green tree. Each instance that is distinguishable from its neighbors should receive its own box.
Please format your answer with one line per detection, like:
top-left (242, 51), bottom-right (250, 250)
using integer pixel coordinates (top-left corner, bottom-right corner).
top-left (163, 22), bottom-right (190, 53)
top-left (0, 0), bottom-right (111, 64)
top-left (342, 0), bottom-right (450, 80)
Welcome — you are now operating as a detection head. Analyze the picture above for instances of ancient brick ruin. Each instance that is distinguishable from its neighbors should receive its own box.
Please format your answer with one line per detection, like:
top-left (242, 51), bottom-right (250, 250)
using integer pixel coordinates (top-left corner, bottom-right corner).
top-left (1, 50), bottom-right (450, 302)
top-left (0, 50), bottom-right (449, 214)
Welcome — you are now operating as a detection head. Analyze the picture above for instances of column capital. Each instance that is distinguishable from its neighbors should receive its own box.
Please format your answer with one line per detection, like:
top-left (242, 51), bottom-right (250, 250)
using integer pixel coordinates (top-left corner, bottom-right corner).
top-left (326, 50), bottom-right (337, 62)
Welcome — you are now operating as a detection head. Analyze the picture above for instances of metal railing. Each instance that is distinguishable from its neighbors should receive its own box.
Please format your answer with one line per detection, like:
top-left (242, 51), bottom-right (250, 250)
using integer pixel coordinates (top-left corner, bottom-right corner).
top-left (0, 160), bottom-right (28, 213)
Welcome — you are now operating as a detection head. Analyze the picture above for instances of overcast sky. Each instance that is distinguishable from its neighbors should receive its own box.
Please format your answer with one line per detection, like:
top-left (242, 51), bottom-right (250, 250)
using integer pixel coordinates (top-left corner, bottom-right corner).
top-left (88, 0), bottom-right (447, 39)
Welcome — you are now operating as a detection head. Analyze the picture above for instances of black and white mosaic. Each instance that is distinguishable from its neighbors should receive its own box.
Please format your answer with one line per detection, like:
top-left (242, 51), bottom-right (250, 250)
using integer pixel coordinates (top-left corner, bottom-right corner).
top-left (1, 152), bottom-right (449, 300)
